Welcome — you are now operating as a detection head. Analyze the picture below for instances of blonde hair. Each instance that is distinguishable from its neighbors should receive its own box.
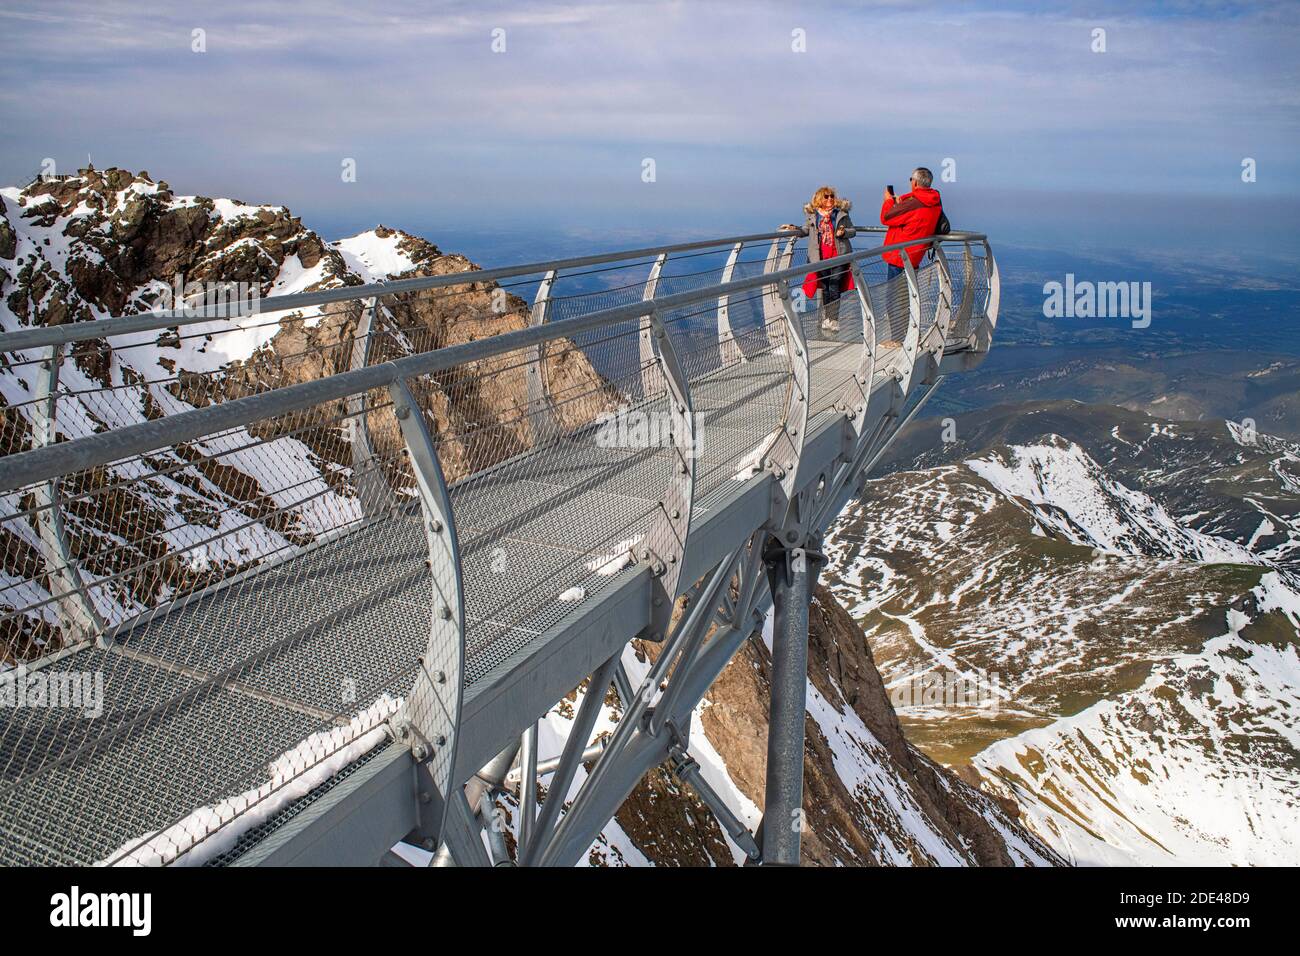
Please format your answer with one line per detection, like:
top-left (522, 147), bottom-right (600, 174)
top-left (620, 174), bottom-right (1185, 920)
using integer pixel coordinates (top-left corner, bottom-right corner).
top-left (812, 185), bottom-right (837, 205)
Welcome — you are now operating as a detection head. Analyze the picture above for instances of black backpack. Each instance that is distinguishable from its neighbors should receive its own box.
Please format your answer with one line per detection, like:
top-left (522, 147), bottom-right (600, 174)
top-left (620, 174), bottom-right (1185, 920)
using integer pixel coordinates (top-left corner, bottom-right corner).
top-left (928, 210), bottom-right (951, 261)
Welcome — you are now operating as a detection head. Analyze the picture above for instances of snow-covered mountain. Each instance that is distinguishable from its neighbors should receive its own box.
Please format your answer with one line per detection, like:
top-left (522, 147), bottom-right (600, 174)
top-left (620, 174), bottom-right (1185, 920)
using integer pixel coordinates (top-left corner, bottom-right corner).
top-left (975, 570), bottom-right (1300, 866)
top-left (1, 167), bottom-right (541, 657)
top-left (1, 167), bottom-right (1054, 866)
top-left (825, 400), bottom-right (1300, 865)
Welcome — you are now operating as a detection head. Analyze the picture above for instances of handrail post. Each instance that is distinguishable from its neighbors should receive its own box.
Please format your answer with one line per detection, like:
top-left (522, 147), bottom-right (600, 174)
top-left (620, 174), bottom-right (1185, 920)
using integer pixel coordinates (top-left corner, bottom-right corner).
top-left (899, 253), bottom-right (923, 379)
top-left (747, 237), bottom-right (809, 506)
top-left (979, 239), bottom-right (1001, 350)
top-left (642, 308), bottom-right (695, 636)
top-left (842, 261), bottom-right (879, 438)
top-left (347, 296), bottom-right (391, 517)
top-left (927, 243), bottom-right (955, 379)
top-left (761, 236), bottom-right (799, 334)
top-left (526, 269), bottom-right (562, 440)
top-left (717, 241), bottom-right (746, 365)
top-left (768, 276), bottom-right (810, 499)
top-left (386, 377), bottom-right (465, 850)
top-left (32, 343), bottom-right (104, 642)
top-left (638, 253), bottom-right (670, 398)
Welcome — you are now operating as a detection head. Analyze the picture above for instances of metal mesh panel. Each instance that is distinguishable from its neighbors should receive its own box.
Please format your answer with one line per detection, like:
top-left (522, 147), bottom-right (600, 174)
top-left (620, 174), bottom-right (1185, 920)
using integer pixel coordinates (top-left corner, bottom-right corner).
top-left (0, 387), bottom-right (427, 866)
top-left (2, 299), bottom-right (364, 455)
top-left (915, 256), bottom-right (942, 338)
top-left (661, 303), bottom-right (792, 501)
top-left (942, 240), bottom-right (990, 342)
top-left (410, 317), bottom-right (665, 682)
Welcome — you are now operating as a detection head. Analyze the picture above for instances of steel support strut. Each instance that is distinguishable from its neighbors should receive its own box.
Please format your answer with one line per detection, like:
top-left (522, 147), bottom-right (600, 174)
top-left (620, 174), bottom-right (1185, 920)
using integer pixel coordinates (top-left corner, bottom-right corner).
top-left (32, 342), bottom-right (104, 642)
top-left (518, 722), bottom-right (538, 852)
top-left (520, 653), bottom-right (621, 865)
top-left (526, 269), bottom-right (562, 441)
top-left (529, 549), bottom-right (758, 866)
top-left (386, 377), bottom-right (465, 851)
top-left (717, 241), bottom-right (747, 365)
top-left (347, 296), bottom-right (391, 517)
top-left (760, 541), bottom-right (822, 865)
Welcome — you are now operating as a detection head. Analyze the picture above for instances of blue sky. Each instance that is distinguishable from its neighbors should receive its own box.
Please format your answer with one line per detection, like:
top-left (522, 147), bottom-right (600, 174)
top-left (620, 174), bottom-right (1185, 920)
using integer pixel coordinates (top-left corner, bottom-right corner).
top-left (2, 0), bottom-right (1298, 261)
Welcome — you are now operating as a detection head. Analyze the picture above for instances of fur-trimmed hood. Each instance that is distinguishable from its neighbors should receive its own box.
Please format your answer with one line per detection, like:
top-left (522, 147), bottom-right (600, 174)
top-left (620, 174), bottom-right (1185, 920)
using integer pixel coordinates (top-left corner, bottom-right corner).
top-left (804, 196), bottom-right (852, 215)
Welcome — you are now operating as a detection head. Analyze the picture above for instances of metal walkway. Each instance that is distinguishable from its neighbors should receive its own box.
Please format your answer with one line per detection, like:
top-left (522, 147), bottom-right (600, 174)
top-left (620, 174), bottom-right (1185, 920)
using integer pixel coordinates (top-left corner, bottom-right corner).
top-left (0, 226), bottom-right (997, 866)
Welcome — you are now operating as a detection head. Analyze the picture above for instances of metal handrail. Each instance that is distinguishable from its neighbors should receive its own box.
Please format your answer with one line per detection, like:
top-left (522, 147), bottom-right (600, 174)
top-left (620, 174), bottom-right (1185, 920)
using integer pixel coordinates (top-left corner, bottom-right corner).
top-left (0, 229), bottom-right (807, 355)
top-left (0, 233), bottom-right (977, 493)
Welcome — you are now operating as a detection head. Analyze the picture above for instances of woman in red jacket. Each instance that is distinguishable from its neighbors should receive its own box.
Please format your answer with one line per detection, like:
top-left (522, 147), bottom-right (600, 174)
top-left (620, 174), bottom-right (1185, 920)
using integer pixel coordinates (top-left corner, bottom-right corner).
top-left (881, 168), bottom-right (943, 279)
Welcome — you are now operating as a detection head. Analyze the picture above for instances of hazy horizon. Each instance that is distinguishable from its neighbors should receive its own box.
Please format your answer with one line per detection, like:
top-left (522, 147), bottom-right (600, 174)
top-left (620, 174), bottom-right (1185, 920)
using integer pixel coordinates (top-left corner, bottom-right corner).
top-left (3, 0), bottom-right (1297, 270)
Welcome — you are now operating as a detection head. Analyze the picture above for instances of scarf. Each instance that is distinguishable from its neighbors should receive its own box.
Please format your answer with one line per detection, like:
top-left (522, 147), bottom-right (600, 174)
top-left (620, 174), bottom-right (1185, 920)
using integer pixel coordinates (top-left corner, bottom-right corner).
top-left (817, 210), bottom-right (836, 251)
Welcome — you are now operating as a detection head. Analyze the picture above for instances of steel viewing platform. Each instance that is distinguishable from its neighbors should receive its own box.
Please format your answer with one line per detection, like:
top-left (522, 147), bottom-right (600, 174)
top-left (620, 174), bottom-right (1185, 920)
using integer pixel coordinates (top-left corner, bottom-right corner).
top-left (0, 225), bottom-right (997, 867)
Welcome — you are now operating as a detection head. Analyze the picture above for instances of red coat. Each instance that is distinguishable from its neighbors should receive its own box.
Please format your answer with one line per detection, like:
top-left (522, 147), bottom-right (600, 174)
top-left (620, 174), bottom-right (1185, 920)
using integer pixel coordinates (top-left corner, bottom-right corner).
top-left (800, 208), bottom-right (852, 299)
top-left (880, 187), bottom-right (943, 268)
top-left (802, 259), bottom-right (855, 300)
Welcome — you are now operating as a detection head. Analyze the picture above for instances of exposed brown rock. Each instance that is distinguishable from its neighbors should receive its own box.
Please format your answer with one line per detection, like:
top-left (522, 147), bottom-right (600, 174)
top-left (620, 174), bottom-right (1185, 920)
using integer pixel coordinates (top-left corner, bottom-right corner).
top-left (606, 584), bottom-right (1062, 866)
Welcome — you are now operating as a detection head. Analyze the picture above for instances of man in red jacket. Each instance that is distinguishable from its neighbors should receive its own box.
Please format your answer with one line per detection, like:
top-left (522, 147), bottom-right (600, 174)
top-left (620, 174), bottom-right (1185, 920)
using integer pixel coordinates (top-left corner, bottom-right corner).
top-left (880, 167), bottom-right (943, 279)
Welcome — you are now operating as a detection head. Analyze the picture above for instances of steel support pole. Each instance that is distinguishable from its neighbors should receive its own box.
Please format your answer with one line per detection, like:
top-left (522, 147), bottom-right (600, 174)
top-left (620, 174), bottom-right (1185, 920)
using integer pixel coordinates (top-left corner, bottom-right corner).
top-left (518, 722), bottom-right (538, 852)
top-left (761, 545), bottom-right (815, 866)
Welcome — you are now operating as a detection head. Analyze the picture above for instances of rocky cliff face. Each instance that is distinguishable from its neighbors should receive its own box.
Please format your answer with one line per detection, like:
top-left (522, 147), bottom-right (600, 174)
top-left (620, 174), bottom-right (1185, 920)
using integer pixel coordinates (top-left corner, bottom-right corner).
top-left (685, 584), bottom-right (1058, 865)
top-left (0, 167), bottom-right (607, 465)
top-left (1, 168), bottom-right (610, 660)
top-left (1, 168), bottom-right (1057, 865)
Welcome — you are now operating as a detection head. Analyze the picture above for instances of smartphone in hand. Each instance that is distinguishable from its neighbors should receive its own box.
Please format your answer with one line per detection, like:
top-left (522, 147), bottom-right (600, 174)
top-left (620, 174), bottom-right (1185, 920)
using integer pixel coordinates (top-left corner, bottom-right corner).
top-left (886, 185), bottom-right (895, 197)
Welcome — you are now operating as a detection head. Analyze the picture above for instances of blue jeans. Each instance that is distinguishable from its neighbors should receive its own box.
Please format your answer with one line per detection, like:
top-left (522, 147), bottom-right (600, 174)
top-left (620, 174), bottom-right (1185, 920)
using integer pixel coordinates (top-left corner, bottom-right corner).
top-left (887, 263), bottom-right (905, 280)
